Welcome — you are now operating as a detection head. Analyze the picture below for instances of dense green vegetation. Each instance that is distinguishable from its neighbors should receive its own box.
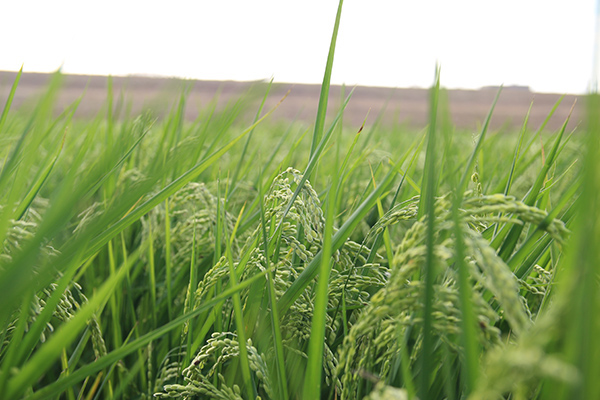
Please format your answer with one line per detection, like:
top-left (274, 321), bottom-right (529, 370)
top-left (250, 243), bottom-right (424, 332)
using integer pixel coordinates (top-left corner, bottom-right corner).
top-left (1, 2), bottom-right (599, 399)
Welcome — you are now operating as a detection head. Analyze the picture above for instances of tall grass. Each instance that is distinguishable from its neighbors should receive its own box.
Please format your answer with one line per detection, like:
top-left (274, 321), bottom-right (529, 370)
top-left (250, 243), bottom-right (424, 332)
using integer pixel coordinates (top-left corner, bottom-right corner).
top-left (0, 2), bottom-right (596, 399)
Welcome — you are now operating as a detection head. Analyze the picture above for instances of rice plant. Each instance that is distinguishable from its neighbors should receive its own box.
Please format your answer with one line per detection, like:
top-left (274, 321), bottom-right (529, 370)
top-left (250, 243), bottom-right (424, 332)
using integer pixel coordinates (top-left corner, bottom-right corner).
top-left (0, 1), bottom-right (597, 399)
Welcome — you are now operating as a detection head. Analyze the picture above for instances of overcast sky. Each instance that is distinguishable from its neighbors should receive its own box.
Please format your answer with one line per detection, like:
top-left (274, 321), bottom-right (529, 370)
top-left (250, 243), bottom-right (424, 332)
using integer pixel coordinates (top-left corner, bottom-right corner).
top-left (1, 0), bottom-right (597, 94)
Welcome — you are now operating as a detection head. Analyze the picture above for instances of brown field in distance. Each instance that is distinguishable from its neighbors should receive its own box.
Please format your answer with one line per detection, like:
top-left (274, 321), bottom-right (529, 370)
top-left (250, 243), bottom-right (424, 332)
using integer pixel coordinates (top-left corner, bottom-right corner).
top-left (0, 70), bottom-right (582, 132)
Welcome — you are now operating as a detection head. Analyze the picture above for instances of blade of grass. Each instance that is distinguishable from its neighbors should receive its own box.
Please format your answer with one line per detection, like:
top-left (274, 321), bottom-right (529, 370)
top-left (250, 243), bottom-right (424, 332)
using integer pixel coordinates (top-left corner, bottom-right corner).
top-left (183, 220), bottom-right (197, 369)
top-left (106, 239), bottom-right (123, 349)
top-left (490, 96), bottom-right (564, 195)
top-left (84, 118), bottom-right (153, 199)
top-left (497, 102), bottom-right (574, 261)
top-left (449, 86), bottom-right (501, 395)
top-left (92, 321), bottom-right (139, 400)
top-left (304, 159), bottom-right (339, 399)
top-left (271, 89), bottom-right (353, 243)
top-left (0, 65), bottom-right (22, 133)
top-left (164, 198), bottom-right (173, 324)
top-left (0, 291), bottom-right (33, 397)
top-left (309, 0), bottom-right (344, 158)
top-left (223, 206), bottom-right (257, 399)
top-left (504, 101), bottom-right (532, 196)
top-left (228, 78), bottom-right (273, 203)
top-left (366, 162), bottom-right (395, 264)
top-left (258, 168), bottom-right (289, 400)
top-left (147, 218), bottom-right (157, 328)
top-left (418, 65), bottom-right (441, 400)
top-left (14, 129), bottom-right (66, 220)
top-left (238, 127), bottom-right (310, 234)
top-left (213, 176), bottom-right (224, 363)
top-left (492, 100), bottom-right (532, 239)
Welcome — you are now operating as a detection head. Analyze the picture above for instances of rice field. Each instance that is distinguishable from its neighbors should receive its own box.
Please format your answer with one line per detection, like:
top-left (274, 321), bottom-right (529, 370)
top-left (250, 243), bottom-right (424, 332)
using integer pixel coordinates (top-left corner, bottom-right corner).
top-left (1, 3), bottom-right (599, 400)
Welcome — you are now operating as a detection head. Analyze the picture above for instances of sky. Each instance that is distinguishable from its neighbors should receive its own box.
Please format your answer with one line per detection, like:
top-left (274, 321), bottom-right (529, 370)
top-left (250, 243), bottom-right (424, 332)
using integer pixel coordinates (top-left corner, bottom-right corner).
top-left (1, 0), bottom-right (597, 94)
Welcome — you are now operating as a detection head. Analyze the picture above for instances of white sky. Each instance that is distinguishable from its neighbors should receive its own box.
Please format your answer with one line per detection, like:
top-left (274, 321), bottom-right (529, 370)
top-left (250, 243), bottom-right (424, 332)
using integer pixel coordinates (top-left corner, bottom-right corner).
top-left (1, 0), bottom-right (597, 94)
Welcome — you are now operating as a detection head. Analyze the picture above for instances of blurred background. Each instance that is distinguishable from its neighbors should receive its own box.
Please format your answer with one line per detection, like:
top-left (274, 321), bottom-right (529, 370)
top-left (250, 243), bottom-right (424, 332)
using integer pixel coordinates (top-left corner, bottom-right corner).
top-left (0, 0), bottom-right (597, 129)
